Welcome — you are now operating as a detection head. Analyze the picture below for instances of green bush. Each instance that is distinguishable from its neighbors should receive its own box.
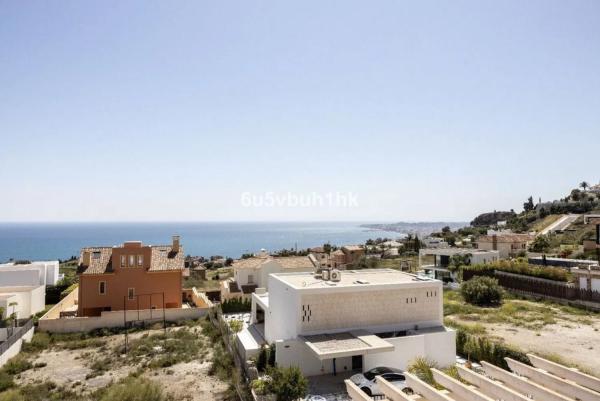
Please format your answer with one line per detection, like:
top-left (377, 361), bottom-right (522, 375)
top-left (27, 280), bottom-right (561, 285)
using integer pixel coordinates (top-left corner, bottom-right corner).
top-left (461, 276), bottom-right (503, 306)
top-left (267, 366), bottom-right (308, 401)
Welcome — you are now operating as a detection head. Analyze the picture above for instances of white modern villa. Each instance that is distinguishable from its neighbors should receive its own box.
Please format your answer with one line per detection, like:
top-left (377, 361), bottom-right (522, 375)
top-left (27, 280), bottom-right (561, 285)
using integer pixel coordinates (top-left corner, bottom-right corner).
top-left (0, 261), bottom-right (62, 287)
top-left (0, 261), bottom-right (59, 319)
top-left (419, 248), bottom-right (499, 282)
top-left (246, 268), bottom-right (455, 377)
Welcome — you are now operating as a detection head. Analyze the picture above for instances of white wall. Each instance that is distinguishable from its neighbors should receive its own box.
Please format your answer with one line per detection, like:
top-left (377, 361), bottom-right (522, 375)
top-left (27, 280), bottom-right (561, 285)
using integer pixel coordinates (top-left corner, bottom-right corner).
top-left (42, 262), bottom-right (60, 285)
top-left (363, 329), bottom-right (456, 371)
top-left (0, 270), bottom-right (41, 287)
top-left (264, 277), bottom-right (300, 342)
top-left (0, 286), bottom-right (45, 319)
top-left (0, 326), bottom-right (34, 367)
top-left (0, 261), bottom-right (60, 286)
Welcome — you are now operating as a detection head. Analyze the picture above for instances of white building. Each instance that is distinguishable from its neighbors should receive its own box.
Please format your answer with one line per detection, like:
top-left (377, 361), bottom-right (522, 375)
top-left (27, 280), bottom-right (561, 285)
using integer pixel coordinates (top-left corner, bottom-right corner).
top-left (248, 269), bottom-right (455, 377)
top-left (419, 248), bottom-right (500, 282)
top-left (0, 261), bottom-right (61, 287)
top-left (221, 253), bottom-right (316, 300)
top-left (421, 237), bottom-right (449, 249)
top-left (0, 285), bottom-right (46, 319)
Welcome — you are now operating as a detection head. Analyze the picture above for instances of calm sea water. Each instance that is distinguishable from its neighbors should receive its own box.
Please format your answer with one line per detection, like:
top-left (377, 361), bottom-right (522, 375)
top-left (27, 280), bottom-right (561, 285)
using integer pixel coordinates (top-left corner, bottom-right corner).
top-left (0, 222), bottom-right (407, 262)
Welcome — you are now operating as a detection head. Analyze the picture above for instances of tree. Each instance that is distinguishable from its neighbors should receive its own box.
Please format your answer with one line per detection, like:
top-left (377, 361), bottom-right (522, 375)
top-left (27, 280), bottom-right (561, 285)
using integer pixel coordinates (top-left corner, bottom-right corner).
top-left (442, 226), bottom-right (451, 234)
top-left (413, 234), bottom-right (421, 252)
top-left (460, 276), bottom-right (503, 306)
top-left (570, 189), bottom-right (582, 201)
top-left (523, 196), bottom-right (535, 212)
top-left (529, 235), bottom-right (550, 253)
top-left (224, 257), bottom-right (234, 267)
top-left (267, 366), bottom-right (308, 401)
top-left (580, 181), bottom-right (589, 191)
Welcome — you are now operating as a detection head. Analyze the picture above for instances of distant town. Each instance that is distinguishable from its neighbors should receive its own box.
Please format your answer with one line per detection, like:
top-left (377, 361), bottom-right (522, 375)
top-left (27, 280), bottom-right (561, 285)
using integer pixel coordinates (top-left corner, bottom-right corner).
top-left (0, 183), bottom-right (599, 400)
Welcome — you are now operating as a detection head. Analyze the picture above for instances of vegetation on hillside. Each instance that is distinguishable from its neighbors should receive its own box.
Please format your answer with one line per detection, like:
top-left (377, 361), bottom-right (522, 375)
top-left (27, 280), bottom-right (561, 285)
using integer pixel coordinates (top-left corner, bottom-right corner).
top-left (461, 259), bottom-right (570, 282)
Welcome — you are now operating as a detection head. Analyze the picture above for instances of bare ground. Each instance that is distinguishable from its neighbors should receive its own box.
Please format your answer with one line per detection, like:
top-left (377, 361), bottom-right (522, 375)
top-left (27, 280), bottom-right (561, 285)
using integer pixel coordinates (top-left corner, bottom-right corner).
top-left (486, 322), bottom-right (600, 376)
top-left (15, 327), bottom-right (229, 401)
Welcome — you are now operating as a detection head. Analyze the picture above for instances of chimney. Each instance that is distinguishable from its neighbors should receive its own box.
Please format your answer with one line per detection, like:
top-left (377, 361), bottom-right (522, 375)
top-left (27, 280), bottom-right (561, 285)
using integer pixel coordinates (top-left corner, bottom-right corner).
top-left (82, 251), bottom-right (91, 266)
top-left (172, 235), bottom-right (180, 253)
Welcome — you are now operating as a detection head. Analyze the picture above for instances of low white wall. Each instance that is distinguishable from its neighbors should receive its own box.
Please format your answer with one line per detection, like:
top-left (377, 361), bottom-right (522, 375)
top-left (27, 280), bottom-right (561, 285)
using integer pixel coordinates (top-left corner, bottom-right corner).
top-left (364, 328), bottom-right (456, 371)
top-left (0, 326), bottom-right (34, 367)
top-left (39, 307), bottom-right (208, 333)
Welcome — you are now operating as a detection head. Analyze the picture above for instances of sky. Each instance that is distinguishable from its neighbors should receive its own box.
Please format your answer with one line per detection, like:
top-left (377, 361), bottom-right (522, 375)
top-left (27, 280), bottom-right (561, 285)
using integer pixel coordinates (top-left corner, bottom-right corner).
top-left (0, 0), bottom-right (599, 223)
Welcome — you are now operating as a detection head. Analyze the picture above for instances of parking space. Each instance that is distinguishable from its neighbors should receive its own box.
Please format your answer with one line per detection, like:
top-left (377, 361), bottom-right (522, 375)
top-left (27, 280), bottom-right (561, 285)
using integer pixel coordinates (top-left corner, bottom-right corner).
top-left (306, 371), bottom-right (356, 401)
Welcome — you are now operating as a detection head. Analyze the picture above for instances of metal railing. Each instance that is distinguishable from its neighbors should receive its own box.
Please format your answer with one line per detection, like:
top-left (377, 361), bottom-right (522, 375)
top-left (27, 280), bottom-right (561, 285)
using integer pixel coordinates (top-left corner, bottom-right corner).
top-left (0, 318), bottom-right (34, 356)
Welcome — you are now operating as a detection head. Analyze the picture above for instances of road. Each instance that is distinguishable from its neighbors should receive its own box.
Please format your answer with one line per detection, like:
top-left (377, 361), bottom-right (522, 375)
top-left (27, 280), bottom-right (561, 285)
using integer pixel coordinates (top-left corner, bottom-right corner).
top-left (539, 214), bottom-right (579, 235)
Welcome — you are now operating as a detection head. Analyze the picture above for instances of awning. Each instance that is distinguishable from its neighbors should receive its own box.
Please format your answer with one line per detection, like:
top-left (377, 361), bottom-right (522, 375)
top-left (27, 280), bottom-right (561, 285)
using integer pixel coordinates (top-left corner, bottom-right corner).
top-left (302, 330), bottom-right (394, 360)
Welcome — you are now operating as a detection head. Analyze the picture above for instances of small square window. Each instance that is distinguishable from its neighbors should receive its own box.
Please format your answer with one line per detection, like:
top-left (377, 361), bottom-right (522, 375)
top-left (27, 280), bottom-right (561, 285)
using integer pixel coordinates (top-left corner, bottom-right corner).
top-left (92, 252), bottom-right (101, 259)
top-left (99, 281), bottom-right (106, 295)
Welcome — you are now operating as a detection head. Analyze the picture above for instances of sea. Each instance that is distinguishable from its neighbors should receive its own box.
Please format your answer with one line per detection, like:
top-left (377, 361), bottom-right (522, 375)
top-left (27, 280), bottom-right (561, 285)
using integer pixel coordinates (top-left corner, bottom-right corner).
top-left (0, 221), bottom-right (458, 262)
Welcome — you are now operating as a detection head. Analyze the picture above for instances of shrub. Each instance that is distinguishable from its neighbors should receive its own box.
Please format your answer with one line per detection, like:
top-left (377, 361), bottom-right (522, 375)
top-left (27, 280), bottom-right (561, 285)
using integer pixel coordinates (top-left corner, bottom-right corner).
top-left (98, 376), bottom-right (166, 401)
top-left (221, 298), bottom-right (251, 313)
top-left (0, 371), bottom-right (14, 392)
top-left (256, 346), bottom-right (268, 372)
top-left (407, 357), bottom-right (437, 387)
top-left (267, 366), bottom-right (308, 401)
top-left (455, 326), bottom-right (530, 369)
top-left (251, 379), bottom-right (269, 395)
top-left (461, 276), bottom-right (503, 306)
top-left (3, 356), bottom-right (33, 375)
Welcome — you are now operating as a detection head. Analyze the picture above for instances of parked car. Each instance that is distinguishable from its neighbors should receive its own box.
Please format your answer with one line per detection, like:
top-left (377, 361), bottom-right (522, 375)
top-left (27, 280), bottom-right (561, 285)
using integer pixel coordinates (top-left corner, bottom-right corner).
top-left (349, 367), bottom-right (407, 396)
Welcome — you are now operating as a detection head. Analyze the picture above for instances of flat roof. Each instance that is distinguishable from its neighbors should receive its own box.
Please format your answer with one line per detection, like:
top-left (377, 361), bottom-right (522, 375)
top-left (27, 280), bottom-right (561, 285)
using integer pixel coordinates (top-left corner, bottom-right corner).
top-left (302, 330), bottom-right (394, 360)
top-left (0, 285), bottom-right (41, 292)
top-left (272, 269), bottom-right (436, 289)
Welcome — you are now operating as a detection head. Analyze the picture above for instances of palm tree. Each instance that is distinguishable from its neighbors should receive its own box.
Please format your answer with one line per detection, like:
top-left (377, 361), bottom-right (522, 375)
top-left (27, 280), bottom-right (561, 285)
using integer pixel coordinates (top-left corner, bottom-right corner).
top-left (580, 181), bottom-right (589, 191)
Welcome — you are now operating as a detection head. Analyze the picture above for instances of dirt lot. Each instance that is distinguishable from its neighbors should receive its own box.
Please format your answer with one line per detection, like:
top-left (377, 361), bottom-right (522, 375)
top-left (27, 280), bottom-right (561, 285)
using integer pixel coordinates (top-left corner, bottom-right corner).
top-left (445, 290), bottom-right (600, 375)
top-left (487, 322), bottom-right (600, 375)
top-left (13, 324), bottom-right (230, 401)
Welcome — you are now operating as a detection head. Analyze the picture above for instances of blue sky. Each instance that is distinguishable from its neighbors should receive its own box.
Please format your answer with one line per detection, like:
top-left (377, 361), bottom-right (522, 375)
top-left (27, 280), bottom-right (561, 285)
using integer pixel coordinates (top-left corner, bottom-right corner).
top-left (1, 1), bottom-right (599, 222)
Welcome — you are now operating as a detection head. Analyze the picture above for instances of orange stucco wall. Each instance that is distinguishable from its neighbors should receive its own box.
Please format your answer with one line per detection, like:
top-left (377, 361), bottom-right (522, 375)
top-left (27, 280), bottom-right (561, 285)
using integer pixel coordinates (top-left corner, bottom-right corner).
top-left (78, 243), bottom-right (182, 316)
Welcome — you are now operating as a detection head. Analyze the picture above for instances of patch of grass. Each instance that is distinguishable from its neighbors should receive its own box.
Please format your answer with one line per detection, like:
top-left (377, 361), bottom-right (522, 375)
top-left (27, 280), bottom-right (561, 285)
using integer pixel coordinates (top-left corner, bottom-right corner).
top-left (124, 327), bottom-right (206, 369)
top-left (94, 375), bottom-right (167, 401)
top-left (3, 356), bottom-right (33, 375)
top-left (0, 371), bottom-right (15, 392)
top-left (443, 289), bottom-right (592, 330)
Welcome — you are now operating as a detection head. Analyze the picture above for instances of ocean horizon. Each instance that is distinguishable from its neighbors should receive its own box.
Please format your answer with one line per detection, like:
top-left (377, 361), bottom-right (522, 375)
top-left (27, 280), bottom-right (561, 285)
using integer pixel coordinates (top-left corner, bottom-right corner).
top-left (0, 221), bottom-right (467, 262)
